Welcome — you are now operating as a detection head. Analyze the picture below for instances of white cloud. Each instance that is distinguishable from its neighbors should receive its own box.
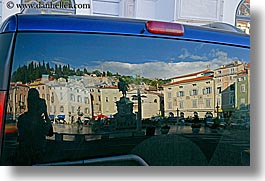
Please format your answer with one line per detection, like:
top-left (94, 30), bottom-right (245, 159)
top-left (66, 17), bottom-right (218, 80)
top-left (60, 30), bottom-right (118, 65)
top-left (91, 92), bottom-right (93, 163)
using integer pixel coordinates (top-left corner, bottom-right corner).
top-left (83, 58), bottom-right (238, 79)
top-left (190, 55), bottom-right (208, 61)
top-left (96, 47), bottom-right (244, 78)
top-left (178, 48), bottom-right (190, 59)
top-left (81, 49), bottom-right (246, 79)
top-left (178, 48), bottom-right (208, 61)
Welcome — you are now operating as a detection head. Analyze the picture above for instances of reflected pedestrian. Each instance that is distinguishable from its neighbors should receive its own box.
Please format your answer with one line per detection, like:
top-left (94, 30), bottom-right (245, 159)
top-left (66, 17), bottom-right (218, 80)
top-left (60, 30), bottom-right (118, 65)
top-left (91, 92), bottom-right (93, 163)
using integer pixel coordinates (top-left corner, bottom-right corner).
top-left (191, 112), bottom-right (201, 134)
top-left (77, 116), bottom-right (83, 132)
top-left (17, 88), bottom-right (53, 165)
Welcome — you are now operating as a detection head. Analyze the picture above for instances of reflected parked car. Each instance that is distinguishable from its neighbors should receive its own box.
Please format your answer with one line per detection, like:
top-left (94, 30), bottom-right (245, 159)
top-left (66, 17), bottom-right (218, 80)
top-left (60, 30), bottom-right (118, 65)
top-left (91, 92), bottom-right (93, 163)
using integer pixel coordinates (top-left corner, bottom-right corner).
top-left (229, 119), bottom-right (249, 130)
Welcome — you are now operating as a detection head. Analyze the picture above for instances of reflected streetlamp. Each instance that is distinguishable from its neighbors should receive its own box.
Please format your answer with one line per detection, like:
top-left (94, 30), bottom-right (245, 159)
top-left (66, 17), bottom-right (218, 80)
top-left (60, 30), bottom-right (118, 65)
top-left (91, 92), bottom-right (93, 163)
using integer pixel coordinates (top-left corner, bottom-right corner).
top-left (216, 102), bottom-right (220, 119)
top-left (176, 108), bottom-right (179, 125)
top-left (12, 83), bottom-right (18, 120)
top-left (131, 89), bottom-right (147, 132)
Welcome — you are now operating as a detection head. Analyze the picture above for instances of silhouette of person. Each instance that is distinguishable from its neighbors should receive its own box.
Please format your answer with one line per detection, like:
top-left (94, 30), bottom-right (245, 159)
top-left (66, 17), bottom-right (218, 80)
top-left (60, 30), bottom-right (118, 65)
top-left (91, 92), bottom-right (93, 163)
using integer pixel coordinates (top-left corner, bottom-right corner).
top-left (193, 112), bottom-right (200, 124)
top-left (17, 88), bottom-right (52, 165)
top-left (191, 112), bottom-right (201, 129)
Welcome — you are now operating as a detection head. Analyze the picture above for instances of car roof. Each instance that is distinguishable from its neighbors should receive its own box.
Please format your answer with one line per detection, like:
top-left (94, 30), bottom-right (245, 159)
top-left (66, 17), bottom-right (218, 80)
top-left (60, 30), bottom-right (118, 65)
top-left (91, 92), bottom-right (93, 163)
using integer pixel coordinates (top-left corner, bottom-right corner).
top-left (1, 14), bottom-right (250, 48)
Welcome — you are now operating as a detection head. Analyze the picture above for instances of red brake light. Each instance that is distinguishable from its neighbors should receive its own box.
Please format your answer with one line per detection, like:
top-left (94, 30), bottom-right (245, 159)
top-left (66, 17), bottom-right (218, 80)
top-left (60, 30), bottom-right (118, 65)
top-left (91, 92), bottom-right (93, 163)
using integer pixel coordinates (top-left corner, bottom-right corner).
top-left (0, 91), bottom-right (7, 153)
top-left (146, 21), bottom-right (184, 36)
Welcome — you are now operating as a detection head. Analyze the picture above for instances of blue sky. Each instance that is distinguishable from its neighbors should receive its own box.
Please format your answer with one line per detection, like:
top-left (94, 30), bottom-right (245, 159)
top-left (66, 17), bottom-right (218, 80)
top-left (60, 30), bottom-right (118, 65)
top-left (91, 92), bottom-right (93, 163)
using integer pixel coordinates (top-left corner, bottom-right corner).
top-left (13, 32), bottom-right (250, 79)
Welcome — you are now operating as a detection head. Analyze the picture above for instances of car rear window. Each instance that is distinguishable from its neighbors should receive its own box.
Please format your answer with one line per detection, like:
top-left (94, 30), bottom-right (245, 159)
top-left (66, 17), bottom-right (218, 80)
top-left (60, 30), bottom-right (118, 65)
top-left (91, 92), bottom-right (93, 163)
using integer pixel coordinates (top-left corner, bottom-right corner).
top-left (2, 32), bottom-right (250, 166)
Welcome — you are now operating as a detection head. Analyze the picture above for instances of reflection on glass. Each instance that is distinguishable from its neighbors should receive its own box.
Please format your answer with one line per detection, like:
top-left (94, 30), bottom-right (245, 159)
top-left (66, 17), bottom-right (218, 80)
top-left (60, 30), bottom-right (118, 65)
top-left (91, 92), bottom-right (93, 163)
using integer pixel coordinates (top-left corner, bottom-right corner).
top-left (2, 32), bottom-right (250, 165)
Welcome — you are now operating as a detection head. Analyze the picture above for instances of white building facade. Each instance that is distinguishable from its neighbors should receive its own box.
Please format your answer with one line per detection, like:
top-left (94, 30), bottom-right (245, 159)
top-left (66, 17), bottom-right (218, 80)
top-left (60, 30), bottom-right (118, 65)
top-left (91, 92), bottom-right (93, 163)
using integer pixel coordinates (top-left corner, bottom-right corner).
top-left (46, 76), bottom-right (93, 123)
top-left (127, 89), bottom-right (161, 119)
top-left (0, 0), bottom-right (249, 32)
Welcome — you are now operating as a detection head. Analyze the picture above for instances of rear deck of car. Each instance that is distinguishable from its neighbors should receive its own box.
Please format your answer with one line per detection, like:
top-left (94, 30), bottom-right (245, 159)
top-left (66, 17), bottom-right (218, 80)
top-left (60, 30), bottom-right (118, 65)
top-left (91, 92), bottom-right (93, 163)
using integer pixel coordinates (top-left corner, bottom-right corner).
top-left (1, 14), bottom-right (250, 48)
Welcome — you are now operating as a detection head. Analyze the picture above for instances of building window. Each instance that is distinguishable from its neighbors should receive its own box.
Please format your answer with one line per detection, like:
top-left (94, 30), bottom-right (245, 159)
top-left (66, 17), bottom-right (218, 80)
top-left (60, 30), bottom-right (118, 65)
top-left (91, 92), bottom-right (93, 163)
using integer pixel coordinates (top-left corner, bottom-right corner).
top-left (177, 91), bottom-right (185, 97)
top-left (192, 99), bottom-right (197, 108)
top-left (70, 94), bottom-right (75, 101)
top-left (84, 97), bottom-right (89, 104)
top-left (77, 95), bottom-right (81, 103)
top-left (203, 87), bottom-right (212, 95)
top-left (240, 98), bottom-right (246, 105)
top-left (236, 0), bottom-right (250, 34)
top-left (154, 99), bottom-right (157, 103)
top-left (217, 87), bottom-right (222, 94)
top-left (168, 102), bottom-right (172, 109)
top-left (190, 89), bottom-right (198, 96)
top-left (205, 99), bottom-right (211, 108)
top-left (217, 98), bottom-right (221, 106)
top-left (114, 97), bottom-right (117, 102)
top-left (85, 108), bottom-right (89, 114)
top-left (106, 97), bottom-right (109, 102)
top-left (60, 92), bottom-right (63, 100)
top-left (60, 106), bottom-right (64, 113)
top-left (51, 93), bottom-right (54, 103)
top-left (124, 0), bottom-right (135, 17)
top-left (240, 84), bottom-right (246, 93)
top-left (230, 84), bottom-right (235, 91)
top-left (71, 106), bottom-right (75, 113)
top-left (179, 101), bottom-right (184, 109)
top-left (230, 68), bottom-right (235, 74)
top-left (168, 92), bottom-right (172, 99)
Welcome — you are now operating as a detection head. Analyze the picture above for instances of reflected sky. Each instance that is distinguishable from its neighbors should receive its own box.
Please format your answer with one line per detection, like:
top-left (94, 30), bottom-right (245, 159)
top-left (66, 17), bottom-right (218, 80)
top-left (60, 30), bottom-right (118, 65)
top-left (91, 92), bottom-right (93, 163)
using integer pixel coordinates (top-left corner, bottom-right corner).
top-left (13, 32), bottom-right (250, 79)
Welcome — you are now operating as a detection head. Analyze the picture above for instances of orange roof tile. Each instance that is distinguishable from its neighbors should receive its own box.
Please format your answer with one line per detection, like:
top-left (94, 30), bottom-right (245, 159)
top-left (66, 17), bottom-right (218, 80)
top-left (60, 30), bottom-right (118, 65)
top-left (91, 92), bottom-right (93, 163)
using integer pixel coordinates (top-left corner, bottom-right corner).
top-left (171, 69), bottom-right (212, 80)
top-left (10, 83), bottom-right (29, 88)
top-left (164, 76), bottom-right (213, 86)
top-left (245, 63), bottom-right (250, 68)
top-left (100, 86), bottom-right (118, 89)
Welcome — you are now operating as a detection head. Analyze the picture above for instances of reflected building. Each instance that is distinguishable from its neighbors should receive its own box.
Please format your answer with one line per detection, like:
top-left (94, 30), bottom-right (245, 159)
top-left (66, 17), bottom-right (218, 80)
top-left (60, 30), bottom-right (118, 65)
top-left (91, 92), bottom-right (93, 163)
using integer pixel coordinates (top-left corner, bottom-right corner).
top-left (214, 61), bottom-right (245, 118)
top-left (28, 80), bottom-right (51, 116)
top-left (163, 70), bottom-right (215, 118)
top-left (234, 63), bottom-right (250, 121)
top-left (235, 0), bottom-right (250, 34)
top-left (46, 76), bottom-right (92, 123)
top-left (98, 86), bottom-right (122, 118)
top-left (7, 83), bottom-right (29, 118)
top-left (128, 89), bottom-right (163, 119)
